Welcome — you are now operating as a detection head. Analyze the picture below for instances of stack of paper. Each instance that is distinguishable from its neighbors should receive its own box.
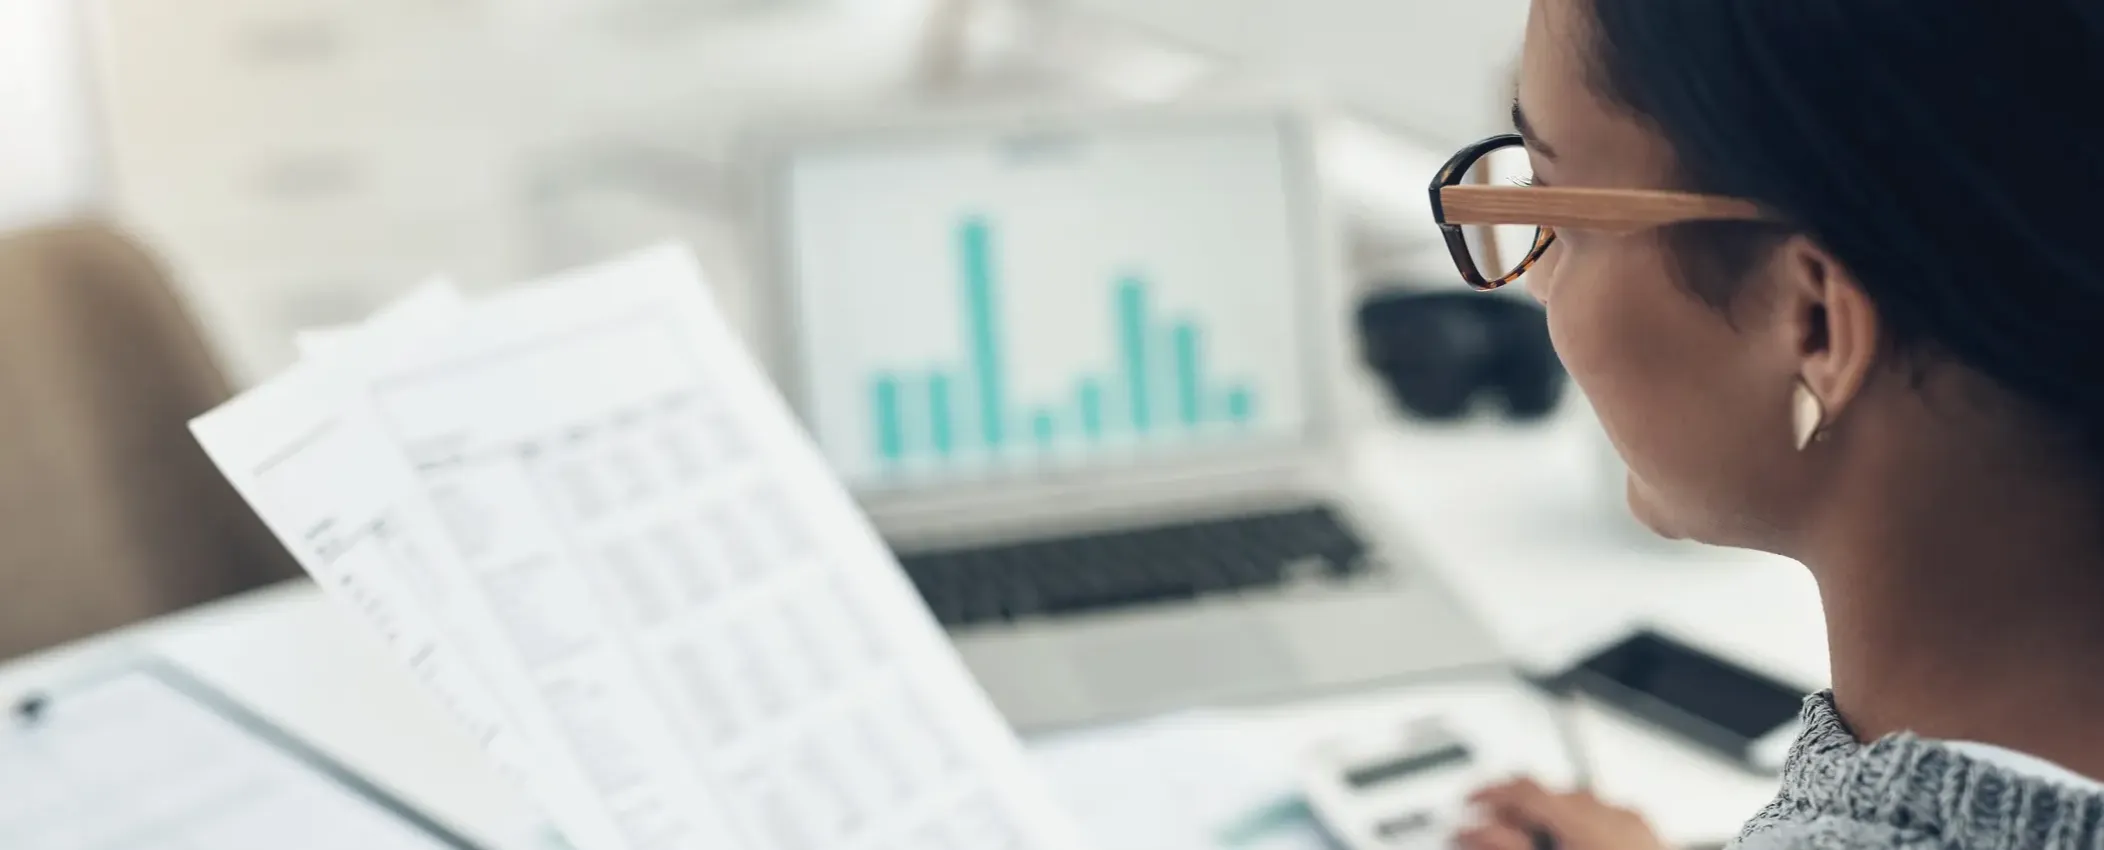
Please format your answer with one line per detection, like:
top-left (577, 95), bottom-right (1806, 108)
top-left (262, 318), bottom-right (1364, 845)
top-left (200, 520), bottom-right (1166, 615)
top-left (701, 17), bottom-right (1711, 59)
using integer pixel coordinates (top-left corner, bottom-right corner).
top-left (191, 246), bottom-right (1085, 850)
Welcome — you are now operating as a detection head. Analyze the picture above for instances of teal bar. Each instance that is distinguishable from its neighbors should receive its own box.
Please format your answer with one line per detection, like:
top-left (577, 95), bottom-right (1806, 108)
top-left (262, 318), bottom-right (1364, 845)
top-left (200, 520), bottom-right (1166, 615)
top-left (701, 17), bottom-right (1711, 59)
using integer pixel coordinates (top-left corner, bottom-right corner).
top-left (929, 372), bottom-right (957, 456)
top-left (1172, 322), bottom-right (1202, 428)
top-left (1225, 387), bottom-right (1256, 424)
top-left (873, 375), bottom-right (907, 462)
top-left (1031, 411), bottom-right (1057, 449)
top-left (960, 217), bottom-right (1006, 452)
top-left (1117, 278), bottom-right (1151, 434)
top-left (1078, 379), bottom-right (1106, 441)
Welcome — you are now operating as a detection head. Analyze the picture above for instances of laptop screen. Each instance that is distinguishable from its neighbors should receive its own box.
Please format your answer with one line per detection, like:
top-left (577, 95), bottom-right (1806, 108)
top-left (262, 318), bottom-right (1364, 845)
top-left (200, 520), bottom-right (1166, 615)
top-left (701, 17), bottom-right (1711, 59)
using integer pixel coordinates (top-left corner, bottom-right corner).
top-left (780, 112), bottom-right (1319, 493)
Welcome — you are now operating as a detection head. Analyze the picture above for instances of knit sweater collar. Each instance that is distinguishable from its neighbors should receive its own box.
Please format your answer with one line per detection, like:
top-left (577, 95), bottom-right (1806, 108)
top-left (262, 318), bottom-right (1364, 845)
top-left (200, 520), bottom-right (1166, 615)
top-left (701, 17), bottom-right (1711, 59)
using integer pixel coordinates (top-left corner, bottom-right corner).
top-left (1746, 693), bottom-right (2104, 848)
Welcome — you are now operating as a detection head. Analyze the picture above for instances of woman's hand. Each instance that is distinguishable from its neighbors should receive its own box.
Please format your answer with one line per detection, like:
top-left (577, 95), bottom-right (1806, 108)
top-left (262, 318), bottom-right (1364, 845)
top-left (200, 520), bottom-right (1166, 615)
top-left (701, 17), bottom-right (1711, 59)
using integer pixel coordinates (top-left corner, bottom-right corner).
top-left (1454, 778), bottom-right (1669, 850)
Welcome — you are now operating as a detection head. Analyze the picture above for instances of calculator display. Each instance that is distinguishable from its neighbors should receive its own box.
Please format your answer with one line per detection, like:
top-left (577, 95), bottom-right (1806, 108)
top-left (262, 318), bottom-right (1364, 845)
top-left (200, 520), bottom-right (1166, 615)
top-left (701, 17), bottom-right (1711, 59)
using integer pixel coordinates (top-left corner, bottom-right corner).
top-left (1342, 742), bottom-right (1473, 790)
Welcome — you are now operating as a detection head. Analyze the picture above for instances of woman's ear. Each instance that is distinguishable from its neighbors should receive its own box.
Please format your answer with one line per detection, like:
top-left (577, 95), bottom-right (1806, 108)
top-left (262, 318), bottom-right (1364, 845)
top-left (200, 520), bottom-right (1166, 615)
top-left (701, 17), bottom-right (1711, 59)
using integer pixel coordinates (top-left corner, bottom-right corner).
top-left (1775, 237), bottom-right (1880, 419)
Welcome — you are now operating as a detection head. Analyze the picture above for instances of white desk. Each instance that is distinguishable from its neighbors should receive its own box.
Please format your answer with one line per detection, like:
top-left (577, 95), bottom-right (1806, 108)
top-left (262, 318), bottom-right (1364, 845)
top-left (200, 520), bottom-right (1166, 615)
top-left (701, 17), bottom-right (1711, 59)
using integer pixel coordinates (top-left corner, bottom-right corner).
top-left (0, 406), bottom-right (1827, 850)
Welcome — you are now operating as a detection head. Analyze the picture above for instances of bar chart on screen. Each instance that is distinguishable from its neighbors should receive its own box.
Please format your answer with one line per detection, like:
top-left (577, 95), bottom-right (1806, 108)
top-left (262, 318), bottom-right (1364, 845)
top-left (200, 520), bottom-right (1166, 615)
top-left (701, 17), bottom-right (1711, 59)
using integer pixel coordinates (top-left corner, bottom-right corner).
top-left (867, 216), bottom-right (1261, 467)
top-left (785, 116), bottom-right (1312, 487)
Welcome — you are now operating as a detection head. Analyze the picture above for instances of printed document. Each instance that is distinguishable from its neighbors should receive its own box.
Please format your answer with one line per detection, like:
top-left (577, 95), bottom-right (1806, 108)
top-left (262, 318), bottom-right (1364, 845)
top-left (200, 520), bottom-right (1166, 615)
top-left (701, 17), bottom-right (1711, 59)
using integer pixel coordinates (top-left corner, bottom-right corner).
top-left (192, 245), bottom-right (1083, 850)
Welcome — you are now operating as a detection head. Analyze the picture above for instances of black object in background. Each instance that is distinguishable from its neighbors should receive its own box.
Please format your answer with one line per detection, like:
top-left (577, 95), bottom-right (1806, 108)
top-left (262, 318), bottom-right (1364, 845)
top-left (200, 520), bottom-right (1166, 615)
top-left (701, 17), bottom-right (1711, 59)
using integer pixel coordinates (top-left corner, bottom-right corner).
top-left (1357, 290), bottom-right (1567, 421)
top-left (1555, 630), bottom-right (1807, 773)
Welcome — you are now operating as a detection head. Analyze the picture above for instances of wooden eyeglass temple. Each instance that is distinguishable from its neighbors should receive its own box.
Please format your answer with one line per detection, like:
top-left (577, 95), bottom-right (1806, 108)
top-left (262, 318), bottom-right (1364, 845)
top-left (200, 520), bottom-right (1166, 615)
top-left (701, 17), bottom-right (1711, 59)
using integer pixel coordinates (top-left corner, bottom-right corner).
top-left (1437, 185), bottom-right (1768, 234)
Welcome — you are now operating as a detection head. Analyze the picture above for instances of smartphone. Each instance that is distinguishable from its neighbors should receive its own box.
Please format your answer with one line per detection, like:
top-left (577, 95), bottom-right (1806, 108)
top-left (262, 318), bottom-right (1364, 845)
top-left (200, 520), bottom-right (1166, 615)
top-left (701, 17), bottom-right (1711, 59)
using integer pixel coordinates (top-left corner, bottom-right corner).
top-left (1555, 630), bottom-right (1807, 773)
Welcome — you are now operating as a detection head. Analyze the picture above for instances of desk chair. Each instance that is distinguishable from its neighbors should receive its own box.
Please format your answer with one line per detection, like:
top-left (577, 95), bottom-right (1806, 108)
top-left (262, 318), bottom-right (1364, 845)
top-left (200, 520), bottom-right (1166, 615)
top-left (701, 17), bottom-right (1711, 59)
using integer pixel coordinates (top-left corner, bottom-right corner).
top-left (0, 222), bottom-right (298, 659)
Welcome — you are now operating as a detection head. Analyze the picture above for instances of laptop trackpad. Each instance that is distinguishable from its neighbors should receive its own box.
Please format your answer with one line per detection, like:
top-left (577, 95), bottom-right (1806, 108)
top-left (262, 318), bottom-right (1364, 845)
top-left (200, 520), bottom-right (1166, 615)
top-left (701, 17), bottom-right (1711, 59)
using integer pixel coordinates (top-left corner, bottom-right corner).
top-left (1066, 608), bottom-right (1299, 712)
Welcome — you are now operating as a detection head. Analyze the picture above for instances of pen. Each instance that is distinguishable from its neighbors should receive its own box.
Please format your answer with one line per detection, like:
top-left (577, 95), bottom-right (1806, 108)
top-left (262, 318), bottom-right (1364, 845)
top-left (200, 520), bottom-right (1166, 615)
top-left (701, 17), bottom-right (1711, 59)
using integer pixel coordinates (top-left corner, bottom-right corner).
top-left (1525, 672), bottom-right (1596, 790)
top-left (1524, 673), bottom-right (1593, 850)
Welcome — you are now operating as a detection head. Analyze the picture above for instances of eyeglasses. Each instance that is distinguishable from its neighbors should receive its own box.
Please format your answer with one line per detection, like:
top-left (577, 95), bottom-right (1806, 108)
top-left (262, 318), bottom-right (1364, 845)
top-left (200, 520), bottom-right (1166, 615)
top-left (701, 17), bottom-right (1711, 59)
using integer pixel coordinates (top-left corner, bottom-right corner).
top-left (1428, 134), bottom-right (1772, 291)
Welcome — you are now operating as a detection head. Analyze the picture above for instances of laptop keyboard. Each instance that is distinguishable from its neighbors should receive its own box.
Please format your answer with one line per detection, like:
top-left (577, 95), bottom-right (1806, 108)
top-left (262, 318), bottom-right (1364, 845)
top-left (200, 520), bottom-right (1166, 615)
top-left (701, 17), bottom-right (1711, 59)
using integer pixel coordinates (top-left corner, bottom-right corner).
top-left (898, 506), bottom-right (1372, 628)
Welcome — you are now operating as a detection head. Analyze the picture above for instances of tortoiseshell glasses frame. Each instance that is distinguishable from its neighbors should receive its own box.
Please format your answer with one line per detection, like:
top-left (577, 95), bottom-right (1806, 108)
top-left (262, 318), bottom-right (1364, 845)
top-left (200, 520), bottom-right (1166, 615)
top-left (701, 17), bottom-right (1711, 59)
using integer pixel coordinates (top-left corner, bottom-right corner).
top-left (1428, 134), bottom-right (1775, 291)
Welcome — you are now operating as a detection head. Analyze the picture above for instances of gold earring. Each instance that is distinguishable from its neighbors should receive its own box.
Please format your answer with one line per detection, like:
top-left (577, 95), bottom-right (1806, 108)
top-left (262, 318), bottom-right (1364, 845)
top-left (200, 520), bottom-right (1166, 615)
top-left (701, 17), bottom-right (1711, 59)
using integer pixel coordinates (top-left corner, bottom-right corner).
top-left (1792, 380), bottom-right (1826, 451)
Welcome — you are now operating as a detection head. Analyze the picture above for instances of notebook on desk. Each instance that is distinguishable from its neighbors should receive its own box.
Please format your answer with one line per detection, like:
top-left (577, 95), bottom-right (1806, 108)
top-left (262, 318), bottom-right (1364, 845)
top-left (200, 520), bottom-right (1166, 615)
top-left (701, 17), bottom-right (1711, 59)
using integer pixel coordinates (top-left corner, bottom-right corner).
top-left (0, 663), bottom-right (481, 850)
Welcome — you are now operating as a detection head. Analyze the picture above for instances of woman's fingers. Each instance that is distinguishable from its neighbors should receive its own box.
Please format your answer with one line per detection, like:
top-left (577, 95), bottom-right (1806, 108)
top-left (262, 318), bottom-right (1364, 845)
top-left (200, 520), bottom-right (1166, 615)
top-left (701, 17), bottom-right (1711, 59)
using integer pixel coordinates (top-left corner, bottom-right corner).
top-left (1469, 777), bottom-right (1573, 833)
top-left (1465, 777), bottom-right (1672, 850)
top-left (1454, 823), bottom-right (1540, 850)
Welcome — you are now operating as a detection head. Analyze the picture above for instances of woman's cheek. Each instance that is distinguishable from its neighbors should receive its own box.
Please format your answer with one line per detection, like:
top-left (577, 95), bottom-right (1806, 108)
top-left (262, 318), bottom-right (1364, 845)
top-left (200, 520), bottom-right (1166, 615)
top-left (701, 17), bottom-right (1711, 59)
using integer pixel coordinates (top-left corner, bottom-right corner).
top-left (1537, 244), bottom-right (1602, 391)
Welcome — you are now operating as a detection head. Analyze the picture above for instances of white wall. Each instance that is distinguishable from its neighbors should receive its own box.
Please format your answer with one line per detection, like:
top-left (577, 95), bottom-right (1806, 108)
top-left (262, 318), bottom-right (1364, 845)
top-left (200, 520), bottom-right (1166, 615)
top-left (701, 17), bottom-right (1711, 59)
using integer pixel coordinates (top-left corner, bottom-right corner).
top-left (1056, 0), bottom-right (1529, 148)
top-left (0, 0), bottom-right (98, 231)
top-left (0, 0), bottom-right (1520, 240)
top-left (82, 0), bottom-right (942, 381)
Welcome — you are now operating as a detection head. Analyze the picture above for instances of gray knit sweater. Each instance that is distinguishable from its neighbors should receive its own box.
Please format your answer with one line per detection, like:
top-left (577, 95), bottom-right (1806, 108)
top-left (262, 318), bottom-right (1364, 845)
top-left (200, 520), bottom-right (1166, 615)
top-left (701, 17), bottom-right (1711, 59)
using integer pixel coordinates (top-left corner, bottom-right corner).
top-left (1733, 694), bottom-right (2104, 849)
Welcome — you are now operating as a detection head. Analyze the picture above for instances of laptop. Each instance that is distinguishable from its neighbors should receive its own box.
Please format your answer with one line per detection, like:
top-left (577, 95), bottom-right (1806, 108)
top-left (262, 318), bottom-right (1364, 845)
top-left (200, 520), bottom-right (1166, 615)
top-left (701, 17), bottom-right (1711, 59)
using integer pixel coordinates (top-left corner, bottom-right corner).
top-left (758, 104), bottom-right (1505, 730)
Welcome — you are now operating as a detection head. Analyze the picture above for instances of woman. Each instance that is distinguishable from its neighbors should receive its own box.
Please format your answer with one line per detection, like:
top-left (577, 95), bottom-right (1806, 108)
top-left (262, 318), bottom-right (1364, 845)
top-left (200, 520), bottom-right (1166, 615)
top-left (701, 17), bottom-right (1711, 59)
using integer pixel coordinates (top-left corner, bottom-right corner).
top-left (1428, 2), bottom-right (2104, 849)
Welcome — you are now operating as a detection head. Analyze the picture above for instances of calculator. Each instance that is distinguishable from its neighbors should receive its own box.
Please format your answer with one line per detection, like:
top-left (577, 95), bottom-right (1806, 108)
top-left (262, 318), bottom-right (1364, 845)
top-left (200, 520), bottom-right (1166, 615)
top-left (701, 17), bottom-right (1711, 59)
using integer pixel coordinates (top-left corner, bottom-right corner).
top-left (1299, 716), bottom-right (1508, 850)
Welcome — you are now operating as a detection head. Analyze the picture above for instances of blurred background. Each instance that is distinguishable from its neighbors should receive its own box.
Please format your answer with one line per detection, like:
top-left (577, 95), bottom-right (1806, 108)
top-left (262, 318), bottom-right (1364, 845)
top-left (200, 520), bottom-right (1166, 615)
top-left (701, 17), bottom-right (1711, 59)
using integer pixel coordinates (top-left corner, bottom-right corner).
top-left (0, 0), bottom-right (1528, 382)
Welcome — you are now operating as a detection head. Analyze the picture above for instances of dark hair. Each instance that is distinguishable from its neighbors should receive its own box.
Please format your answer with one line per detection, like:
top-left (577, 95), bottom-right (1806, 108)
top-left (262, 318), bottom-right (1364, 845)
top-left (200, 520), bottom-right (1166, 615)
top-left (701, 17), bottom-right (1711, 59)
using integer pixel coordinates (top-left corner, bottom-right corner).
top-left (1585, 1), bottom-right (2104, 457)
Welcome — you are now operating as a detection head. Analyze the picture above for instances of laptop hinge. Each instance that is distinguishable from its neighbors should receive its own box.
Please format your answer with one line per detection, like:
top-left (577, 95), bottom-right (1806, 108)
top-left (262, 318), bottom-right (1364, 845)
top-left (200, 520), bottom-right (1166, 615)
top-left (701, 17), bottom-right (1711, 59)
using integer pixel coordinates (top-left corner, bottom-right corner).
top-left (866, 451), bottom-right (1335, 551)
